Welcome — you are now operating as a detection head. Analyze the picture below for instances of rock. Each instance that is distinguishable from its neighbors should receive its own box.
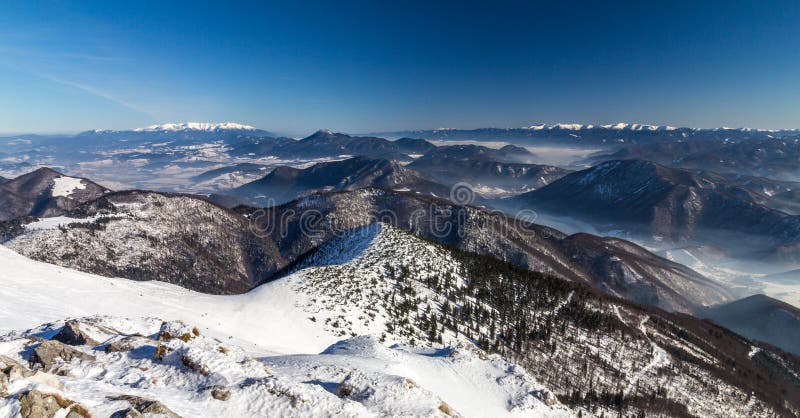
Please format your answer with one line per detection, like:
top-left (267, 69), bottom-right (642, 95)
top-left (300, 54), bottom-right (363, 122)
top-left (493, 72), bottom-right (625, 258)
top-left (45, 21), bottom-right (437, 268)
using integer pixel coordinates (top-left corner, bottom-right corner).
top-left (29, 340), bottom-right (96, 371)
top-left (53, 320), bottom-right (99, 346)
top-left (540, 390), bottom-right (557, 406)
top-left (202, 385), bottom-right (231, 401)
top-left (18, 389), bottom-right (91, 418)
top-left (105, 336), bottom-right (153, 353)
top-left (110, 408), bottom-right (144, 418)
top-left (157, 320), bottom-right (197, 343)
top-left (0, 370), bottom-right (7, 397)
top-left (180, 354), bottom-right (209, 376)
top-left (0, 354), bottom-right (34, 379)
top-left (108, 395), bottom-right (182, 418)
top-left (18, 390), bottom-right (61, 418)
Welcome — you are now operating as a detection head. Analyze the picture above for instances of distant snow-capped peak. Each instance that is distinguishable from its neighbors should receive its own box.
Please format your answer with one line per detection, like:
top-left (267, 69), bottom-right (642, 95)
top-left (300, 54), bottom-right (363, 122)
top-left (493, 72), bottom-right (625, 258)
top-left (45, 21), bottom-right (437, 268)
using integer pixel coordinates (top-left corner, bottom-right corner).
top-left (522, 123), bottom-right (677, 131)
top-left (599, 123), bottom-right (677, 131)
top-left (134, 122), bottom-right (258, 132)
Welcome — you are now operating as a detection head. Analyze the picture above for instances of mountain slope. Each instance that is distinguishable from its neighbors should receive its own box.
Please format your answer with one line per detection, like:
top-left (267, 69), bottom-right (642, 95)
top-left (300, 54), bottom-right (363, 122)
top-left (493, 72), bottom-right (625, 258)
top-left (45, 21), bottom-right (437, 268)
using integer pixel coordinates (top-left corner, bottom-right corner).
top-left (0, 239), bottom-right (571, 418)
top-left (417, 143), bottom-right (536, 164)
top-left (3, 191), bottom-right (284, 294)
top-left (699, 294), bottom-right (800, 355)
top-left (590, 137), bottom-right (800, 181)
top-left (227, 130), bottom-right (415, 161)
top-left (1, 225), bottom-right (798, 417)
top-left (511, 160), bottom-right (800, 257)
top-left (190, 163), bottom-right (271, 191)
top-left (245, 188), bottom-right (733, 312)
top-left (409, 154), bottom-right (569, 197)
top-left (276, 223), bottom-right (800, 416)
top-left (231, 156), bottom-right (452, 205)
top-left (379, 124), bottom-right (800, 146)
top-left (393, 137), bottom-right (436, 155)
top-left (0, 167), bottom-right (110, 221)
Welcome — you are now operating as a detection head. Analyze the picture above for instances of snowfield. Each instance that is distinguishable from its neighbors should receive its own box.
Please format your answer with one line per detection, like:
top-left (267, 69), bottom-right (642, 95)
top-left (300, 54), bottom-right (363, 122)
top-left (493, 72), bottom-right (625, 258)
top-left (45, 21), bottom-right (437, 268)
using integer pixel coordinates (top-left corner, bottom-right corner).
top-left (50, 176), bottom-right (87, 198)
top-left (0, 238), bottom-right (571, 417)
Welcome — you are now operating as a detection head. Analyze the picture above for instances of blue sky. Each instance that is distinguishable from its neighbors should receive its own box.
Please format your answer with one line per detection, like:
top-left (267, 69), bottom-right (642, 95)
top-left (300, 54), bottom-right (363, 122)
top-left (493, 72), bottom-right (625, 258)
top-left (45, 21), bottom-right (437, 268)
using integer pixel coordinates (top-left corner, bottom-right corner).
top-left (1, 1), bottom-right (799, 135)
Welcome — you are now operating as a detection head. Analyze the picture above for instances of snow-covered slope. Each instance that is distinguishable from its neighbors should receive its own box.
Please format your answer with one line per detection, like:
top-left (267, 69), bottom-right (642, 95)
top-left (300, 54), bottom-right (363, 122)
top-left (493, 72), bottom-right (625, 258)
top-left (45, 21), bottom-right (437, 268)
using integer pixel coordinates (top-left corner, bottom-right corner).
top-left (4, 191), bottom-right (283, 294)
top-left (0, 233), bottom-right (571, 417)
top-left (0, 317), bottom-right (504, 417)
top-left (255, 188), bottom-right (733, 312)
top-left (1, 223), bottom-right (798, 417)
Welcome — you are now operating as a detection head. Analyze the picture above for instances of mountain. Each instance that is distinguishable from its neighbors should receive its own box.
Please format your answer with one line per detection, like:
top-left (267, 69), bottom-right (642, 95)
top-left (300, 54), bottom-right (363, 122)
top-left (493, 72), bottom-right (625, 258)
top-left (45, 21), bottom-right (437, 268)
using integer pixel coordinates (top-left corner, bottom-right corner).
top-left (0, 244), bottom-right (573, 417)
top-left (718, 174), bottom-right (800, 215)
top-left (510, 160), bottom-right (800, 258)
top-left (699, 294), bottom-right (800, 355)
top-left (0, 167), bottom-right (110, 221)
top-left (377, 124), bottom-right (800, 146)
top-left (73, 122), bottom-right (277, 150)
top-left (132, 122), bottom-right (260, 132)
top-left (1, 224), bottom-right (796, 417)
top-left (2, 190), bottom-right (284, 294)
top-left (245, 188), bottom-right (733, 312)
top-left (409, 152), bottom-right (569, 197)
top-left (190, 163), bottom-right (271, 191)
top-left (227, 130), bottom-right (415, 161)
top-left (0, 123), bottom-right (278, 170)
top-left (590, 137), bottom-right (800, 181)
top-left (229, 156), bottom-right (453, 206)
top-left (393, 137), bottom-right (437, 155)
top-left (417, 143), bottom-right (536, 163)
top-left (771, 189), bottom-right (800, 215)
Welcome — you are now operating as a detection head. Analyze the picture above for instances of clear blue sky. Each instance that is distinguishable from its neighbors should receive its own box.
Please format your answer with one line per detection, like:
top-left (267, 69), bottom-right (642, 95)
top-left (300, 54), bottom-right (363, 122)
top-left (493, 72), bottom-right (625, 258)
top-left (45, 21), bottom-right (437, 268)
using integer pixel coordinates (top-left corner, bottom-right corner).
top-left (1, 1), bottom-right (799, 135)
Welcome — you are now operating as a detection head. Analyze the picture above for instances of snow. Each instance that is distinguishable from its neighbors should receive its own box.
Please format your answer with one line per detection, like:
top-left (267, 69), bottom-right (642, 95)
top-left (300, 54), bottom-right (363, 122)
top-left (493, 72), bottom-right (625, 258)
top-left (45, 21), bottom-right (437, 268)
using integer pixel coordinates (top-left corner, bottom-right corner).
top-left (51, 176), bottom-right (86, 197)
top-left (0, 231), bottom-right (571, 417)
top-left (21, 215), bottom-right (105, 231)
top-left (133, 122), bottom-right (257, 132)
top-left (0, 318), bottom-right (460, 418)
top-left (748, 346), bottom-right (762, 358)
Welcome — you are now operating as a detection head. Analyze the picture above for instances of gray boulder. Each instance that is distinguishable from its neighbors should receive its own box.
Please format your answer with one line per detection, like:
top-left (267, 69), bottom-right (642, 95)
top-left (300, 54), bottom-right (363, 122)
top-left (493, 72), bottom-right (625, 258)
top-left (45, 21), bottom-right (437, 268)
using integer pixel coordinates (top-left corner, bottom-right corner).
top-left (53, 321), bottom-right (100, 346)
top-left (108, 394), bottom-right (182, 418)
top-left (29, 340), bottom-right (95, 371)
top-left (17, 389), bottom-right (90, 418)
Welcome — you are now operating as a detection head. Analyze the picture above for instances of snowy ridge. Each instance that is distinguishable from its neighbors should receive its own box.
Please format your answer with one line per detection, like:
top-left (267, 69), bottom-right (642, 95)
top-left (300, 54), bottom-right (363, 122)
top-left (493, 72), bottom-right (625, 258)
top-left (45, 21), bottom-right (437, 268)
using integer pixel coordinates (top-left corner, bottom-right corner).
top-left (0, 231), bottom-right (571, 417)
top-left (522, 123), bottom-right (678, 131)
top-left (0, 317), bottom-right (471, 417)
top-left (133, 122), bottom-right (258, 132)
top-left (1, 221), bottom-right (798, 416)
top-left (277, 223), bottom-right (791, 417)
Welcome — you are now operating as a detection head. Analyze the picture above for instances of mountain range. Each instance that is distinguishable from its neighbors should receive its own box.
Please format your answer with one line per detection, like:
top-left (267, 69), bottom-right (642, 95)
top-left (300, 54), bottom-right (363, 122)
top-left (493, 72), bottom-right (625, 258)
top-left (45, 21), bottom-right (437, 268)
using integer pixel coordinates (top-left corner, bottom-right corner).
top-left (2, 122), bottom-right (800, 417)
top-left (507, 159), bottom-right (800, 261)
top-left (408, 148), bottom-right (569, 196)
top-left (244, 188), bottom-right (733, 313)
top-left (377, 124), bottom-right (800, 146)
top-left (590, 137), bottom-right (800, 181)
top-left (1, 167), bottom-right (733, 312)
top-left (227, 157), bottom-right (453, 206)
top-left (0, 221), bottom-right (797, 417)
